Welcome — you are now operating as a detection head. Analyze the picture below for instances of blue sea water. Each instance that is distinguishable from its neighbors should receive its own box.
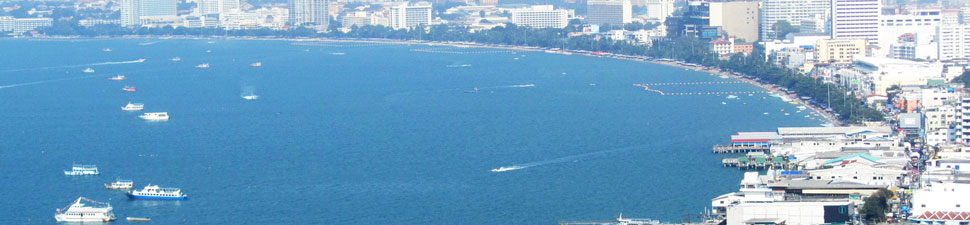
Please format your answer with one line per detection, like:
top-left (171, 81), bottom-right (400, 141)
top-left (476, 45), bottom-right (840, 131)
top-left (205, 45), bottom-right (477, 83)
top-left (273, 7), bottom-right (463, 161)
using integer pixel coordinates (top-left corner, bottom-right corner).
top-left (0, 39), bottom-right (824, 224)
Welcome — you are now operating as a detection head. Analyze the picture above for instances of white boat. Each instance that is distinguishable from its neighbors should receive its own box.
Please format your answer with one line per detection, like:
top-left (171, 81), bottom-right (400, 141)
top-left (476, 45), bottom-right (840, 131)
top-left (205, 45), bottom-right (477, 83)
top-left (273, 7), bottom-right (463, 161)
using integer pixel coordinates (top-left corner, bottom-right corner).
top-left (64, 164), bottom-right (99, 175)
top-left (170, 57), bottom-right (181, 62)
top-left (109, 75), bottom-right (126, 81)
top-left (127, 217), bottom-right (151, 222)
top-left (122, 102), bottom-right (145, 111)
top-left (242, 95), bottom-right (259, 100)
top-left (102, 48), bottom-right (112, 52)
top-left (250, 62), bottom-right (262, 67)
top-left (135, 58), bottom-right (146, 62)
top-left (195, 63), bottom-right (209, 69)
top-left (490, 166), bottom-right (524, 172)
top-left (83, 68), bottom-right (95, 73)
top-left (139, 112), bottom-right (169, 121)
top-left (105, 179), bottom-right (134, 189)
top-left (127, 185), bottom-right (188, 200)
top-left (54, 197), bottom-right (116, 222)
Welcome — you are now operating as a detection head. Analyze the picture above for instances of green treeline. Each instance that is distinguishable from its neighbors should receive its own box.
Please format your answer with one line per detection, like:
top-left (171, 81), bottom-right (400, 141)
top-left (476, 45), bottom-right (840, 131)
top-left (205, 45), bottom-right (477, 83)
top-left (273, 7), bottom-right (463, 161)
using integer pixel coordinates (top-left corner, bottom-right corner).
top-left (36, 23), bottom-right (883, 123)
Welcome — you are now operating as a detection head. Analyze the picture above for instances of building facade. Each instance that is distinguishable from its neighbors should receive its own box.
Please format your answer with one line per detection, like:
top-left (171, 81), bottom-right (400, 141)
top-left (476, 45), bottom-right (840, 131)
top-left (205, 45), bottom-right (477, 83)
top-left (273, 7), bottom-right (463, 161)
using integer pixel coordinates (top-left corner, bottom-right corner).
top-left (708, 1), bottom-right (758, 42)
top-left (938, 24), bottom-right (970, 61)
top-left (289, 0), bottom-right (329, 29)
top-left (120, 0), bottom-right (140, 27)
top-left (760, 0), bottom-right (830, 41)
top-left (139, 0), bottom-right (176, 17)
top-left (510, 5), bottom-right (569, 28)
top-left (831, 0), bottom-right (881, 43)
top-left (586, 0), bottom-right (632, 25)
top-left (815, 39), bottom-right (867, 64)
top-left (644, 0), bottom-right (674, 22)
top-left (389, 2), bottom-right (432, 30)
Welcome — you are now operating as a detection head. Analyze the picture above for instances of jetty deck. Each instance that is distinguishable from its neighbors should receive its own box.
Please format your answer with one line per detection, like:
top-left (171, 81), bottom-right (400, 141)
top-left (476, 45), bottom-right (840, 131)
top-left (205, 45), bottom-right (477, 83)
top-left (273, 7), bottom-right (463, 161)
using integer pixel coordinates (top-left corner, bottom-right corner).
top-left (722, 156), bottom-right (787, 170)
top-left (712, 145), bottom-right (769, 153)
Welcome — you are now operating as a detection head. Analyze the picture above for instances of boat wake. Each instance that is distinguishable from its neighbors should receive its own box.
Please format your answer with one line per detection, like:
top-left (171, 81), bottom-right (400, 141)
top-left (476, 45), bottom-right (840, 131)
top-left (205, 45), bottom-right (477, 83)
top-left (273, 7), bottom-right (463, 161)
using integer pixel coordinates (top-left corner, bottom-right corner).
top-left (445, 64), bottom-right (472, 68)
top-left (490, 145), bottom-right (642, 173)
top-left (506, 84), bottom-right (535, 88)
top-left (0, 59), bottom-right (147, 73)
top-left (138, 41), bottom-right (161, 46)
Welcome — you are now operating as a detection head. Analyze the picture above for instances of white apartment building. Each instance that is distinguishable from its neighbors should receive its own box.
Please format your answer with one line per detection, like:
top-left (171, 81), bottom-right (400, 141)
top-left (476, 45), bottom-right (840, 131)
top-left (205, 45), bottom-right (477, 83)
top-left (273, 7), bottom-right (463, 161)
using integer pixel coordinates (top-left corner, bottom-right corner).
top-left (289, 0), bottom-right (328, 29)
top-left (760, 0), bottom-right (830, 41)
top-left (909, 182), bottom-right (970, 225)
top-left (938, 24), bottom-right (970, 61)
top-left (120, 0), bottom-right (140, 27)
top-left (389, 1), bottom-right (432, 30)
top-left (831, 0), bottom-right (881, 43)
top-left (11, 18), bottom-right (52, 34)
top-left (644, 0), bottom-right (674, 22)
top-left (510, 5), bottom-right (569, 29)
top-left (587, 0), bottom-right (632, 25)
top-left (851, 56), bottom-right (944, 96)
top-left (877, 9), bottom-right (941, 59)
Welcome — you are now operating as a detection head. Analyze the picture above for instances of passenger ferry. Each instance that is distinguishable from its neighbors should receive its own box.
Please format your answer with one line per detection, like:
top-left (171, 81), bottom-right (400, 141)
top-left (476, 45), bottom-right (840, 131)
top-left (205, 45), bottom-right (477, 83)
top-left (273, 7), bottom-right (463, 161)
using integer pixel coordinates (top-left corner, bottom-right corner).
top-left (105, 179), bottom-right (134, 189)
top-left (139, 112), bottom-right (169, 121)
top-left (54, 197), bottom-right (116, 222)
top-left (64, 164), bottom-right (99, 175)
top-left (109, 75), bottom-right (126, 80)
top-left (127, 185), bottom-right (188, 200)
top-left (83, 68), bottom-right (95, 73)
top-left (122, 86), bottom-right (137, 92)
top-left (250, 62), bottom-right (262, 67)
top-left (195, 63), bottom-right (210, 69)
top-left (170, 57), bottom-right (181, 62)
top-left (122, 102), bottom-right (145, 111)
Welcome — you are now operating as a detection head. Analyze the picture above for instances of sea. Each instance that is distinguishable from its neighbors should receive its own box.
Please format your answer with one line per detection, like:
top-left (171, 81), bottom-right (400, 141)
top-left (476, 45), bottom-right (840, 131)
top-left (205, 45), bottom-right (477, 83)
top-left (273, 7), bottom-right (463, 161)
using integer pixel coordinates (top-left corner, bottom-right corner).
top-left (0, 38), bottom-right (825, 224)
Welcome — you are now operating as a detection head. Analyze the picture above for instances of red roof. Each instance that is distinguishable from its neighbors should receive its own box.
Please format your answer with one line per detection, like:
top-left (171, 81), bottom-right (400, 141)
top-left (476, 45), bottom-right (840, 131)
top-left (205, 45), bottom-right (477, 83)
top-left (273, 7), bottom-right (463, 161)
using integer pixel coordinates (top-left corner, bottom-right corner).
top-left (915, 211), bottom-right (970, 221)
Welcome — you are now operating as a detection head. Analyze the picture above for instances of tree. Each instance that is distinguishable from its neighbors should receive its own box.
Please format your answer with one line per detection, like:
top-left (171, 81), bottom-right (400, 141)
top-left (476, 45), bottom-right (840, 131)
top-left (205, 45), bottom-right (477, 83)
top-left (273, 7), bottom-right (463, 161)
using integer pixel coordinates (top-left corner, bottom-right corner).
top-left (860, 188), bottom-right (893, 223)
top-left (772, 20), bottom-right (796, 40)
top-left (952, 70), bottom-right (970, 87)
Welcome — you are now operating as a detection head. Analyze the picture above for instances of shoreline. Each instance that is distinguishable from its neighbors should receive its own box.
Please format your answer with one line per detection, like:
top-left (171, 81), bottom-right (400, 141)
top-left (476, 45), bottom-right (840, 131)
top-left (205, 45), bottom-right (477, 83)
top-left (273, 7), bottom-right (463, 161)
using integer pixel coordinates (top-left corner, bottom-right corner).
top-left (16, 35), bottom-right (842, 125)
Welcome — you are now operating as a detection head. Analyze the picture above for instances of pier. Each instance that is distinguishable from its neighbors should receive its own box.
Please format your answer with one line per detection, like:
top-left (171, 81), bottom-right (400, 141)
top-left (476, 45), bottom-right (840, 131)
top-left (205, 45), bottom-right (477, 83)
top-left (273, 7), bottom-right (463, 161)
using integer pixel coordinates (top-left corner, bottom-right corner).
top-left (712, 145), bottom-right (769, 153)
top-left (721, 153), bottom-right (787, 170)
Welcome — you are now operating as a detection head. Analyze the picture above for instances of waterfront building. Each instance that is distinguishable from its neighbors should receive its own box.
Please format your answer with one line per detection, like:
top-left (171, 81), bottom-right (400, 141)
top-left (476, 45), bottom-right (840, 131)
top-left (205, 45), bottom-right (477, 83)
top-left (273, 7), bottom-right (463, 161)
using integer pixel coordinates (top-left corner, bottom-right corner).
top-left (389, 1), bottom-right (432, 30)
top-left (644, 0), bottom-right (674, 22)
top-left (139, 0), bottom-right (176, 17)
top-left (0, 16), bottom-right (13, 32)
top-left (849, 56), bottom-right (944, 96)
top-left (712, 172), bottom-right (858, 225)
top-left (120, 0), bottom-right (140, 27)
top-left (509, 5), bottom-right (569, 29)
top-left (289, 0), bottom-right (328, 30)
top-left (78, 19), bottom-right (121, 27)
top-left (586, 0), bottom-right (632, 25)
top-left (909, 181), bottom-right (970, 225)
top-left (12, 18), bottom-right (52, 34)
top-left (831, 0), bottom-right (881, 43)
top-left (806, 160), bottom-right (907, 186)
top-left (478, 0), bottom-right (498, 6)
top-left (815, 39), bottom-right (867, 64)
top-left (710, 38), bottom-right (734, 56)
top-left (760, 0), bottom-right (830, 41)
top-left (708, 1), bottom-right (758, 42)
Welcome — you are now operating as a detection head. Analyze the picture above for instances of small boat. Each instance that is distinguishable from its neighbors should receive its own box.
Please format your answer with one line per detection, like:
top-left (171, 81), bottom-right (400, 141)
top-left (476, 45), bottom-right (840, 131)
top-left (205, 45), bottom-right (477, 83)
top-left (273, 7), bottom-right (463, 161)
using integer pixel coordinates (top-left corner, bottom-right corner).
top-left (54, 197), bottom-right (115, 222)
top-left (170, 57), bottom-right (181, 62)
top-left (127, 217), bottom-right (151, 222)
top-left (491, 166), bottom-right (523, 172)
top-left (122, 86), bottom-right (137, 92)
top-left (139, 112), bottom-right (169, 121)
top-left (122, 102), bottom-right (144, 111)
top-left (64, 164), bottom-right (99, 175)
top-left (195, 63), bottom-right (210, 69)
top-left (242, 95), bottom-right (259, 100)
top-left (105, 179), bottom-right (134, 189)
top-left (109, 75), bottom-right (126, 80)
top-left (135, 58), bottom-right (146, 63)
top-left (205, 50), bottom-right (212, 53)
top-left (464, 87), bottom-right (479, 93)
top-left (102, 48), bottom-right (112, 52)
top-left (127, 184), bottom-right (188, 200)
top-left (83, 68), bottom-right (95, 73)
top-left (250, 62), bottom-right (262, 67)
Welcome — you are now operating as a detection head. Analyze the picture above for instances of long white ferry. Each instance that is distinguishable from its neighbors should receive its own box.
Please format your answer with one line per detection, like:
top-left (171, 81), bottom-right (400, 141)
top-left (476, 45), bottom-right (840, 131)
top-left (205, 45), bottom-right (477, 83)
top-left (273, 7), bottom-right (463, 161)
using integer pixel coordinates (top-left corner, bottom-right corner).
top-left (127, 185), bottom-right (188, 200)
top-left (105, 179), bottom-right (134, 189)
top-left (139, 112), bottom-right (169, 121)
top-left (64, 164), bottom-right (99, 175)
top-left (54, 197), bottom-right (116, 222)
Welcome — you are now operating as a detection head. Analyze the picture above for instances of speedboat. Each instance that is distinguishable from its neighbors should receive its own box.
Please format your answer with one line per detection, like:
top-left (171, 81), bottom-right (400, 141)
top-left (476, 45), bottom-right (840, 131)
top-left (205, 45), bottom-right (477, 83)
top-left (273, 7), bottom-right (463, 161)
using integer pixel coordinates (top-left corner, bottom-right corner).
top-left (122, 102), bottom-right (144, 111)
top-left (105, 179), bottom-right (134, 189)
top-left (250, 62), bottom-right (262, 67)
top-left (242, 95), bottom-right (259, 100)
top-left (139, 112), bottom-right (169, 121)
top-left (102, 48), bottom-right (112, 52)
top-left (127, 184), bottom-right (188, 200)
top-left (122, 86), bottom-right (137, 92)
top-left (54, 197), bottom-right (116, 222)
top-left (109, 75), bottom-right (126, 80)
top-left (127, 217), bottom-right (151, 222)
top-left (195, 63), bottom-right (209, 69)
top-left (490, 166), bottom-right (523, 172)
top-left (83, 68), bottom-right (95, 73)
top-left (170, 57), bottom-right (181, 62)
top-left (64, 164), bottom-right (99, 175)
top-left (135, 58), bottom-right (146, 62)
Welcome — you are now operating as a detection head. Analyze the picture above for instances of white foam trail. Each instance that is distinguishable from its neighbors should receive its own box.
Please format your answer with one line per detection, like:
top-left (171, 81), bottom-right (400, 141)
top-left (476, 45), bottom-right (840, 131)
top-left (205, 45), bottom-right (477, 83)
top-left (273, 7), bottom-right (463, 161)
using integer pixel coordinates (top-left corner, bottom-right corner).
top-left (0, 59), bottom-right (147, 73)
top-left (139, 41), bottom-right (160, 46)
top-left (506, 84), bottom-right (535, 88)
top-left (490, 145), bottom-right (642, 173)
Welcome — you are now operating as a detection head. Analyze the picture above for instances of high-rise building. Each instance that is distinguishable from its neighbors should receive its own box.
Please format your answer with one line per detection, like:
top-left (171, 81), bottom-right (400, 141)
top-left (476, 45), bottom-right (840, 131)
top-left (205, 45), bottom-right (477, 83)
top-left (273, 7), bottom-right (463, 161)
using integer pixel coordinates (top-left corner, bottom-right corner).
top-left (0, 16), bottom-right (15, 32)
top-left (587, 0), bottom-right (632, 25)
top-left (831, 0), bottom-right (881, 43)
top-left (876, 9), bottom-right (941, 58)
top-left (760, 0), bottom-right (830, 41)
top-left (938, 24), bottom-right (970, 61)
top-left (138, 0), bottom-right (176, 17)
top-left (120, 0), bottom-right (140, 27)
top-left (815, 39), bottom-right (867, 64)
top-left (199, 0), bottom-right (220, 15)
top-left (510, 5), bottom-right (569, 28)
top-left (389, 2), bottom-right (432, 30)
top-left (220, 0), bottom-right (240, 14)
top-left (645, 0), bottom-right (674, 22)
top-left (478, 0), bottom-right (498, 6)
top-left (289, 0), bottom-right (329, 29)
top-left (708, 1), bottom-right (759, 42)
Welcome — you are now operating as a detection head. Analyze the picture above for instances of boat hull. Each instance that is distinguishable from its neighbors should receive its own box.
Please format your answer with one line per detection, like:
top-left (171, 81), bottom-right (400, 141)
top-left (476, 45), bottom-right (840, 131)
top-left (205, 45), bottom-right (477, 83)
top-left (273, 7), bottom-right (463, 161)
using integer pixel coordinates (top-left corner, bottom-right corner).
top-left (126, 193), bottom-right (187, 200)
top-left (55, 215), bottom-right (115, 222)
top-left (64, 171), bottom-right (99, 175)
